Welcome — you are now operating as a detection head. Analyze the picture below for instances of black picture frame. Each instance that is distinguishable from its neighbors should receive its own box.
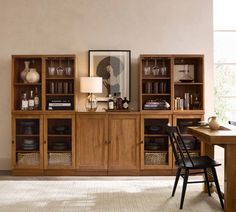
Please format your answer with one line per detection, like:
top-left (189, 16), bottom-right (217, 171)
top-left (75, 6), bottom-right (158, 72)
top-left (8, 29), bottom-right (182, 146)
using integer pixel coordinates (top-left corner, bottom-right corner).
top-left (88, 50), bottom-right (131, 101)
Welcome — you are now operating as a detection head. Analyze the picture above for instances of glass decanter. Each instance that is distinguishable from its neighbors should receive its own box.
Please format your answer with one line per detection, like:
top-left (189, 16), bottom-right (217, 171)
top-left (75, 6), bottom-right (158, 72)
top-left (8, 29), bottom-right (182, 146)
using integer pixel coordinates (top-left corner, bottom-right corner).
top-left (179, 65), bottom-right (193, 82)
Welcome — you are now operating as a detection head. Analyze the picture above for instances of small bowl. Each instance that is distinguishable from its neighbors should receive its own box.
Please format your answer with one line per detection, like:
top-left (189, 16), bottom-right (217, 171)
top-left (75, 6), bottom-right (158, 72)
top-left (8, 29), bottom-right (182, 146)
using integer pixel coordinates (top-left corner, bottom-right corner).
top-left (23, 139), bottom-right (35, 145)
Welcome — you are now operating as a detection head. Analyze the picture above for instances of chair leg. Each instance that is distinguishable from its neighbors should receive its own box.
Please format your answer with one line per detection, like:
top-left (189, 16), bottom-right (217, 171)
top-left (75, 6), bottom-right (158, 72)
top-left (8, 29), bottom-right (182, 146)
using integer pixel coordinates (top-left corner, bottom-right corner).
top-left (211, 167), bottom-right (224, 209)
top-left (180, 168), bottom-right (189, 209)
top-left (172, 168), bottom-right (181, 197)
top-left (204, 168), bottom-right (211, 196)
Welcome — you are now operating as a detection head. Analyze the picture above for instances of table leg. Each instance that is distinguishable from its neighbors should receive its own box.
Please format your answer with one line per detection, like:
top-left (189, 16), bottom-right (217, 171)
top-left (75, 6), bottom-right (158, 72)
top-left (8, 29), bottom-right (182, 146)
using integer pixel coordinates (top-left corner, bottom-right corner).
top-left (202, 142), bottom-right (214, 193)
top-left (224, 145), bottom-right (236, 212)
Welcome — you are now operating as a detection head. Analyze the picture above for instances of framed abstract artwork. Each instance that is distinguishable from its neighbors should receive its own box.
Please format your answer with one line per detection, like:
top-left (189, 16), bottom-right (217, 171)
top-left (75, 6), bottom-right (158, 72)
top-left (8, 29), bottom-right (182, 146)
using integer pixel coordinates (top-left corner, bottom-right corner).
top-left (89, 50), bottom-right (131, 101)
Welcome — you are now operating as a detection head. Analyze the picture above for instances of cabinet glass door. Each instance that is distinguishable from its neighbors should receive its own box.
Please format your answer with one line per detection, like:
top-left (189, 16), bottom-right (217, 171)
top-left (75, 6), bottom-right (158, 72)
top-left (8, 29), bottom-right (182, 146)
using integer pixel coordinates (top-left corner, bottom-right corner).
top-left (141, 115), bottom-right (172, 170)
top-left (44, 115), bottom-right (75, 169)
top-left (13, 116), bottom-right (43, 169)
top-left (176, 117), bottom-right (202, 157)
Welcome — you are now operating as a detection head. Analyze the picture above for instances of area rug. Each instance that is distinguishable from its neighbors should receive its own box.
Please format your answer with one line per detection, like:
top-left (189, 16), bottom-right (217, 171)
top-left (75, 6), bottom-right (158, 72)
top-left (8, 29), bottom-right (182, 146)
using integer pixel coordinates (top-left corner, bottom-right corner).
top-left (0, 176), bottom-right (222, 212)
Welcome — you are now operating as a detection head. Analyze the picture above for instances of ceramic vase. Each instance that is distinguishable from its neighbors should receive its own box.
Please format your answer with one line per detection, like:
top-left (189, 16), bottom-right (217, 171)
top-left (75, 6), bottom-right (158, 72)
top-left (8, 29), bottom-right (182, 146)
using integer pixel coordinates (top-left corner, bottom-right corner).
top-left (26, 68), bottom-right (40, 83)
top-left (20, 61), bottom-right (30, 83)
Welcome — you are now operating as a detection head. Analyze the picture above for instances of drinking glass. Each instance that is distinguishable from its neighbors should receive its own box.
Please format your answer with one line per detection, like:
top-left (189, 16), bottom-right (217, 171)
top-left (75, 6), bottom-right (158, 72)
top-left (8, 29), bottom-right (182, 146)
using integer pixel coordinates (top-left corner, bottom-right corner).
top-left (144, 59), bottom-right (151, 76)
top-left (152, 59), bottom-right (160, 76)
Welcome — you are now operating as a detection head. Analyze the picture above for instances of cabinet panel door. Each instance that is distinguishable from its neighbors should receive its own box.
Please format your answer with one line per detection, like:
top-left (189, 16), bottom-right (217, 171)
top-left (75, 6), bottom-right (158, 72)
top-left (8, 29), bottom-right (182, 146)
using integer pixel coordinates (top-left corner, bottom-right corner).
top-left (77, 114), bottom-right (108, 170)
top-left (108, 115), bottom-right (139, 170)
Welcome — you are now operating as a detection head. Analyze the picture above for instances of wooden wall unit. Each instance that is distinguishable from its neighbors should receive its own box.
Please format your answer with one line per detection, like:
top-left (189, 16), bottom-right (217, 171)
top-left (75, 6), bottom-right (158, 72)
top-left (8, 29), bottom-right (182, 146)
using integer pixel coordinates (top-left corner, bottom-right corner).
top-left (11, 54), bottom-right (204, 176)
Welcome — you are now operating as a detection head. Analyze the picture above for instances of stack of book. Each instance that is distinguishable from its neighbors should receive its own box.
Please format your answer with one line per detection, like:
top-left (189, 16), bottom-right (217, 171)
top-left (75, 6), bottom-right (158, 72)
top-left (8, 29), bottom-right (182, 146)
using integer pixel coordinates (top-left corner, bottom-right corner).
top-left (144, 100), bottom-right (170, 110)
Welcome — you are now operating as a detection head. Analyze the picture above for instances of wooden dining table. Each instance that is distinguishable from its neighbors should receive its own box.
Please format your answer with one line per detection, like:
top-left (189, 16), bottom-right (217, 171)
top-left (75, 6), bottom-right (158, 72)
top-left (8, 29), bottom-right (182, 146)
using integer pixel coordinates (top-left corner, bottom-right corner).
top-left (188, 125), bottom-right (236, 212)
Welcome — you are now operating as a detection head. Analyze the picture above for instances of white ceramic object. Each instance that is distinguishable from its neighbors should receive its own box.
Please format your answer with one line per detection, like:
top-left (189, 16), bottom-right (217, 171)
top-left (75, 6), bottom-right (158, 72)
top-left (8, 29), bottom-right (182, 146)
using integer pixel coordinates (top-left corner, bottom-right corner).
top-left (20, 61), bottom-right (30, 83)
top-left (26, 68), bottom-right (40, 83)
top-left (208, 116), bottom-right (220, 130)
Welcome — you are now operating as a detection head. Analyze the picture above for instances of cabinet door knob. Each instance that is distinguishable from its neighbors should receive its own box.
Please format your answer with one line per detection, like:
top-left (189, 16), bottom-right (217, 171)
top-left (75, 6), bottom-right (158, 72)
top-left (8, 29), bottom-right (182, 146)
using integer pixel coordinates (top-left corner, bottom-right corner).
top-left (105, 141), bottom-right (108, 144)
top-left (12, 140), bottom-right (14, 144)
top-left (44, 140), bottom-right (47, 144)
top-left (108, 140), bottom-right (111, 144)
top-left (140, 141), bottom-right (144, 144)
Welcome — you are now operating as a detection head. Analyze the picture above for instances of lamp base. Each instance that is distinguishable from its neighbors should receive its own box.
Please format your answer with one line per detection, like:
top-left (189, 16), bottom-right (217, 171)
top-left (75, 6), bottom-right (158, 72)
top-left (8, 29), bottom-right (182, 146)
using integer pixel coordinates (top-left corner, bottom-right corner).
top-left (85, 94), bottom-right (98, 112)
top-left (86, 107), bottom-right (97, 112)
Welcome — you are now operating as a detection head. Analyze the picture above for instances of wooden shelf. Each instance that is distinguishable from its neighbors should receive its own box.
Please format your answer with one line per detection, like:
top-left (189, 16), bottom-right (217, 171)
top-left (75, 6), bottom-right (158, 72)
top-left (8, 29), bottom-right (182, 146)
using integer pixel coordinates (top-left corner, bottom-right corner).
top-left (46, 77), bottom-right (74, 80)
top-left (173, 110), bottom-right (204, 115)
top-left (48, 134), bottom-right (71, 137)
top-left (144, 150), bottom-right (168, 153)
top-left (46, 94), bottom-right (74, 96)
top-left (14, 83), bottom-right (41, 86)
top-left (174, 82), bottom-right (203, 85)
top-left (16, 150), bottom-right (39, 153)
top-left (144, 134), bottom-right (168, 137)
top-left (142, 93), bottom-right (171, 96)
top-left (48, 150), bottom-right (71, 153)
top-left (16, 134), bottom-right (39, 137)
top-left (142, 77), bottom-right (171, 80)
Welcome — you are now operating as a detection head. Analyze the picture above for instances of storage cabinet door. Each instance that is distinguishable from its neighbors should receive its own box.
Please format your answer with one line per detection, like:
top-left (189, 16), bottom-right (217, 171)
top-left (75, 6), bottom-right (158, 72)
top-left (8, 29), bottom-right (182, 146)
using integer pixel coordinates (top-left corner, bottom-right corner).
top-left (173, 114), bottom-right (204, 157)
top-left (12, 115), bottom-right (43, 169)
top-left (77, 114), bottom-right (108, 170)
top-left (44, 115), bottom-right (75, 169)
top-left (108, 114), bottom-right (140, 171)
top-left (140, 115), bottom-right (172, 170)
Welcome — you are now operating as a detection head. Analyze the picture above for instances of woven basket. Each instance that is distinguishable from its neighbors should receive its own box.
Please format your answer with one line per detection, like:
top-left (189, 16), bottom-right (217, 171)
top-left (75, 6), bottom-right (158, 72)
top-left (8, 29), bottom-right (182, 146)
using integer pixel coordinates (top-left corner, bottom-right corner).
top-left (48, 152), bottom-right (72, 165)
top-left (145, 152), bottom-right (167, 165)
top-left (17, 152), bottom-right (40, 166)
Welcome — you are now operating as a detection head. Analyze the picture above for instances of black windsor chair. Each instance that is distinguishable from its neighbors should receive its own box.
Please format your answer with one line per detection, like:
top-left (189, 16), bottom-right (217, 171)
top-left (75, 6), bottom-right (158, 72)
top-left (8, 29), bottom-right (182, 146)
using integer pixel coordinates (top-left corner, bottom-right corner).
top-left (165, 126), bottom-right (224, 210)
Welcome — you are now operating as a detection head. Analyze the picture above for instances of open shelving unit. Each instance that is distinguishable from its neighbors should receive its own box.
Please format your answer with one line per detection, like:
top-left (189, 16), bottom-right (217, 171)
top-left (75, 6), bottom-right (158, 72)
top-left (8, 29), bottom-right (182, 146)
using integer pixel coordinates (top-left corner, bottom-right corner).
top-left (140, 55), bottom-right (172, 112)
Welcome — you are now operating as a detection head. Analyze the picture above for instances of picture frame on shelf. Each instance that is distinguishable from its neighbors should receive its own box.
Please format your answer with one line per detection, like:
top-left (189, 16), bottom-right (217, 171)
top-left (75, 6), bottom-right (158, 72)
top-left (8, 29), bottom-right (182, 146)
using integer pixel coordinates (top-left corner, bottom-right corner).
top-left (88, 50), bottom-right (131, 101)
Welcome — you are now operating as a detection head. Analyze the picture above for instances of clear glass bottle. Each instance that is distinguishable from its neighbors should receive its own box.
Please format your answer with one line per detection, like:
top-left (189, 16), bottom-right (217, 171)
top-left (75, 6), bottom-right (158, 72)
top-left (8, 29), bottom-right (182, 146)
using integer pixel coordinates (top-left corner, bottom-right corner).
top-left (122, 97), bottom-right (129, 109)
top-left (21, 93), bottom-right (28, 110)
top-left (108, 94), bottom-right (114, 110)
top-left (34, 87), bottom-right (40, 110)
top-left (28, 90), bottom-right (34, 110)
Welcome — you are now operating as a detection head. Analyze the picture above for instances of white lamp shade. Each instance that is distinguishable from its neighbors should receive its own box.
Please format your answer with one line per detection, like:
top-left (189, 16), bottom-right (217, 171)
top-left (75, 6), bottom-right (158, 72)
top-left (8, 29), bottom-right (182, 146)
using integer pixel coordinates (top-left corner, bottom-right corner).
top-left (80, 77), bottom-right (103, 93)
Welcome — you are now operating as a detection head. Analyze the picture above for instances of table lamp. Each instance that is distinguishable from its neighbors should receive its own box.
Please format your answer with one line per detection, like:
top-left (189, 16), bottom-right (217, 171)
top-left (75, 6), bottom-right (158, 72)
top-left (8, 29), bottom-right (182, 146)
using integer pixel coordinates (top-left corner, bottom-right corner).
top-left (80, 77), bottom-right (103, 112)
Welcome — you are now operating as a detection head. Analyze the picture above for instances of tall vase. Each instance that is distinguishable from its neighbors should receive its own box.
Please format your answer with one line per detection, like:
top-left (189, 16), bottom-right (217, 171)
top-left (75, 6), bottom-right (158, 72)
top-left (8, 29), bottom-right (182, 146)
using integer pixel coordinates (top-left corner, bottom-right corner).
top-left (20, 61), bottom-right (30, 83)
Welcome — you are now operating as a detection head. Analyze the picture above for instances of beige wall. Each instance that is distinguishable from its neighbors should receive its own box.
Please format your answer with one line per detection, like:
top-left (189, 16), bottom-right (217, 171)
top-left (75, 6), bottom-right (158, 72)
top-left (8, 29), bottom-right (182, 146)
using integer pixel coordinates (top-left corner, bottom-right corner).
top-left (0, 0), bottom-right (213, 170)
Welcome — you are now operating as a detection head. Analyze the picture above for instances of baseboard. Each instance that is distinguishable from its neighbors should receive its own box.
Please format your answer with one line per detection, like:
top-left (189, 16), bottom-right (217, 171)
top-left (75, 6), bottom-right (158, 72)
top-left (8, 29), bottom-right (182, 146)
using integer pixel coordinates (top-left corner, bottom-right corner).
top-left (0, 170), bottom-right (11, 175)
